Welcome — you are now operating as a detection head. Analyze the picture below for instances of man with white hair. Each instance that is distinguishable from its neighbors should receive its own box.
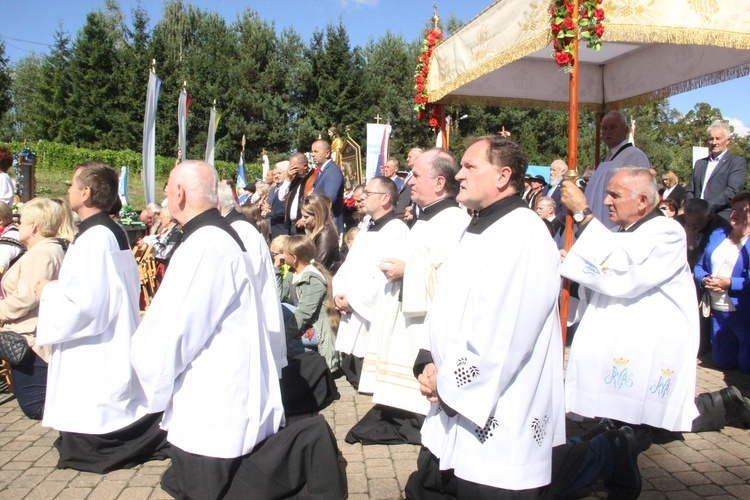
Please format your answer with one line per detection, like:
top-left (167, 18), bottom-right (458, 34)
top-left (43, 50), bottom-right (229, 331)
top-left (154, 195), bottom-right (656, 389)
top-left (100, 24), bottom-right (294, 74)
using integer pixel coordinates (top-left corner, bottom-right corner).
top-left (261, 161), bottom-right (291, 238)
top-left (561, 167), bottom-right (699, 435)
top-left (543, 158), bottom-right (568, 222)
top-left (132, 161), bottom-right (344, 498)
top-left (585, 111), bottom-right (650, 229)
top-left (685, 121), bottom-right (748, 220)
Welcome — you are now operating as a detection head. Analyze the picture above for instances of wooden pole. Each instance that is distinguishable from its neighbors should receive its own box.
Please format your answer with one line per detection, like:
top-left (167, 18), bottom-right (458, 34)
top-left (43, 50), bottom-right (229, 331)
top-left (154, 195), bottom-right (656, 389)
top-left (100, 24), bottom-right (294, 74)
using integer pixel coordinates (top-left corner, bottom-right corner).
top-left (438, 105), bottom-right (448, 151)
top-left (560, 0), bottom-right (580, 350)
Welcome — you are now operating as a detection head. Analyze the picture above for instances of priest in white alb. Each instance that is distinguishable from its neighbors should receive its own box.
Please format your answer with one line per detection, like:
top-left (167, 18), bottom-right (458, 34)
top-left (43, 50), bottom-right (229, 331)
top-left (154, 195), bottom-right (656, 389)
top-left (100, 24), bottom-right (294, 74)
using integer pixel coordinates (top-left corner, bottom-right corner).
top-left (406, 137), bottom-right (566, 496)
top-left (36, 161), bottom-right (168, 473)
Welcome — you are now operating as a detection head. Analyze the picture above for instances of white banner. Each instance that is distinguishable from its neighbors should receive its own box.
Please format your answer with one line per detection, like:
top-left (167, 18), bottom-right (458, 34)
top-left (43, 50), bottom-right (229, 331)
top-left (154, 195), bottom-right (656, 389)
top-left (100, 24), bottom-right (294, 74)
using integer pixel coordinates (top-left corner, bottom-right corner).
top-left (205, 107), bottom-right (217, 166)
top-left (692, 146), bottom-right (709, 169)
top-left (142, 71), bottom-right (161, 205)
top-left (178, 91), bottom-right (188, 160)
top-left (365, 123), bottom-right (391, 181)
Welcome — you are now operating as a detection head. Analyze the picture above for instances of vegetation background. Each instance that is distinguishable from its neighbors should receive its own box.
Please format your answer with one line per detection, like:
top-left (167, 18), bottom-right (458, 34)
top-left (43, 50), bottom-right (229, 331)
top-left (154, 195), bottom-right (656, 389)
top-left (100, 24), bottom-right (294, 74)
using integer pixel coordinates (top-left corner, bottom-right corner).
top-left (1, 0), bottom-right (748, 209)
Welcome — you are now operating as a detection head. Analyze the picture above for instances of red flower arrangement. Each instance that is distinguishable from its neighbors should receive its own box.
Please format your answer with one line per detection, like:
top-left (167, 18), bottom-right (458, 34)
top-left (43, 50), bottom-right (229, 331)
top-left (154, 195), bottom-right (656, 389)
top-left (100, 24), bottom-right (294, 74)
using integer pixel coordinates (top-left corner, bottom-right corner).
top-left (414, 27), bottom-right (443, 129)
top-left (549, 0), bottom-right (605, 73)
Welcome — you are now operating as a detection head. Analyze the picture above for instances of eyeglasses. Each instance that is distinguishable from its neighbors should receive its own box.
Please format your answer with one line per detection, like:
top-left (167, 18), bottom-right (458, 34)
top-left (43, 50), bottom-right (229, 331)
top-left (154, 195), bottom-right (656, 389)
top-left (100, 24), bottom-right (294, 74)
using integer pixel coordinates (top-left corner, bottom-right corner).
top-left (363, 190), bottom-right (387, 197)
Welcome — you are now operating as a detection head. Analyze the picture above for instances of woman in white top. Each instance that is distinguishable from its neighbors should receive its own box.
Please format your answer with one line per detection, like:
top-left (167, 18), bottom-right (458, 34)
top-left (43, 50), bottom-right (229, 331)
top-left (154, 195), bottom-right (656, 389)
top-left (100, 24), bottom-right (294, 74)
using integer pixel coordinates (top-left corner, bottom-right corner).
top-left (695, 191), bottom-right (750, 372)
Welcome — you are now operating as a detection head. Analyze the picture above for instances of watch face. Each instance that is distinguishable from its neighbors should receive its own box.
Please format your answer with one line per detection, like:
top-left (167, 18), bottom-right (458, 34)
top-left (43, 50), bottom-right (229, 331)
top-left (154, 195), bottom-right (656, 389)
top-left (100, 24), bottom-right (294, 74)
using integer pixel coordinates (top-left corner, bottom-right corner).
top-left (574, 213), bottom-right (583, 222)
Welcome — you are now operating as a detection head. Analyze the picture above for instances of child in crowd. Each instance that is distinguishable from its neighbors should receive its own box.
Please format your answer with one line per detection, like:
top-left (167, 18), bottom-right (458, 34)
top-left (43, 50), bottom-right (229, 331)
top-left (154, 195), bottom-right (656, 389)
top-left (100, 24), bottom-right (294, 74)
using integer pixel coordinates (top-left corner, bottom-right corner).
top-left (278, 235), bottom-right (340, 372)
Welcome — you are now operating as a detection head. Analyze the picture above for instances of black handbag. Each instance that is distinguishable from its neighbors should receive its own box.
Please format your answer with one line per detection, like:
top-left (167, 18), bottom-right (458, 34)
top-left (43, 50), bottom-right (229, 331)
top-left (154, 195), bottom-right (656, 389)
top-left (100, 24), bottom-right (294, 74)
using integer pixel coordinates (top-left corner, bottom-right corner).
top-left (0, 331), bottom-right (30, 366)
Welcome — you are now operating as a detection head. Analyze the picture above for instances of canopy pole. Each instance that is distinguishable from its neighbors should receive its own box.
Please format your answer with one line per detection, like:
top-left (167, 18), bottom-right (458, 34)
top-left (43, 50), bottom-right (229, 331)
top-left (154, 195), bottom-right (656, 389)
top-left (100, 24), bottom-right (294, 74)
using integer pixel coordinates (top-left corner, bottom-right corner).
top-left (560, 0), bottom-right (580, 351)
top-left (438, 105), bottom-right (448, 151)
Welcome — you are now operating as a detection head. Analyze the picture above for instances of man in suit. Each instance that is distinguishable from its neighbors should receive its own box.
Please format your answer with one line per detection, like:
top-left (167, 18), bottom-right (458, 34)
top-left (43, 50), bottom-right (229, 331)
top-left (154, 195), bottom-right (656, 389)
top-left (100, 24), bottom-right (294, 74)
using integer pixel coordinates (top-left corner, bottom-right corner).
top-left (381, 157), bottom-right (404, 192)
top-left (311, 139), bottom-right (345, 233)
top-left (284, 152), bottom-right (313, 235)
top-left (261, 161), bottom-right (290, 239)
top-left (685, 121), bottom-right (747, 220)
top-left (524, 174), bottom-right (546, 210)
top-left (543, 159), bottom-right (568, 222)
top-left (537, 195), bottom-right (564, 243)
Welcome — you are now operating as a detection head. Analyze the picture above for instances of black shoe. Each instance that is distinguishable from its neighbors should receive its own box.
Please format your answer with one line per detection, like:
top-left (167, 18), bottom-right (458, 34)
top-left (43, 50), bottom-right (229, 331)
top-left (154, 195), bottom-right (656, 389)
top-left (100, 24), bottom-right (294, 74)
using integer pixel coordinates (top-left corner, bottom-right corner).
top-left (604, 426), bottom-right (642, 500)
top-left (581, 418), bottom-right (617, 441)
top-left (719, 386), bottom-right (750, 427)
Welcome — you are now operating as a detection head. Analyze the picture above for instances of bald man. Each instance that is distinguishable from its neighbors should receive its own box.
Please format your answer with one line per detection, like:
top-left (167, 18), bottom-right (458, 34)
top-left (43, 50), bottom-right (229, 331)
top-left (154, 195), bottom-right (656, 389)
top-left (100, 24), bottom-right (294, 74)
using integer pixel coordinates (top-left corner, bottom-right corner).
top-left (132, 161), bottom-right (344, 498)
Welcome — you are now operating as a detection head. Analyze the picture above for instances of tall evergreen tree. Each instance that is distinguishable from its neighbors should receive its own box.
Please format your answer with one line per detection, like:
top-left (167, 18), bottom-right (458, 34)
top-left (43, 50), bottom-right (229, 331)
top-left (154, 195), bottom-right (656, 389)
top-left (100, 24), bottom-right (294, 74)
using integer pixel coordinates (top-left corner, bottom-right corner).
top-left (3, 54), bottom-right (44, 141)
top-left (0, 42), bottom-right (12, 124)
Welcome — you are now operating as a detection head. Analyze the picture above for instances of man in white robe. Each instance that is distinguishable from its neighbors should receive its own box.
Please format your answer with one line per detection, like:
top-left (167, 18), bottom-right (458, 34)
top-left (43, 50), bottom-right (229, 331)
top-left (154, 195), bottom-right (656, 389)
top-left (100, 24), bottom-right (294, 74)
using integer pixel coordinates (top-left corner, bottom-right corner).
top-left (561, 167), bottom-right (700, 432)
top-left (218, 180), bottom-right (286, 377)
top-left (406, 137), bottom-right (567, 496)
top-left (333, 176), bottom-right (408, 389)
top-left (132, 161), bottom-right (345, 499)
top-left (585, 111), bottom-right (650, 229)
top-left (36, 161), bottom-right (168, 473)
top-left (362, 149), bottom-right (469, 420)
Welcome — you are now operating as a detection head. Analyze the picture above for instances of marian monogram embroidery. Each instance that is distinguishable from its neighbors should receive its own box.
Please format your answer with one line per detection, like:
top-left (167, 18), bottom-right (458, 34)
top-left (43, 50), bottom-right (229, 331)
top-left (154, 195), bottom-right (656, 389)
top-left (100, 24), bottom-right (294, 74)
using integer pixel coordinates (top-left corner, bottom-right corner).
top-left (604, 357), bottom-right (634, 389)
top-left (648, 368), bottom-right (674, 399)
top-left (454, 357), bottom-right (479, 387)
top-left (531, 416), bottom-right (549, 446)
top-left (474, 417), bottom-right (499, 444)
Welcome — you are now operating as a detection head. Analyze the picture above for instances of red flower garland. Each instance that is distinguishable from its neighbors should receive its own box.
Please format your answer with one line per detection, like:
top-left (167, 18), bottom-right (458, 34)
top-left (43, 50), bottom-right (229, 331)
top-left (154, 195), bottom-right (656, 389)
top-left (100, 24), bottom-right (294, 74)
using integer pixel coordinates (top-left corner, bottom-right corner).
top-left (549, 0), bottom-right (605, 73)
top-left (414, 27), bottom-right (443, 129)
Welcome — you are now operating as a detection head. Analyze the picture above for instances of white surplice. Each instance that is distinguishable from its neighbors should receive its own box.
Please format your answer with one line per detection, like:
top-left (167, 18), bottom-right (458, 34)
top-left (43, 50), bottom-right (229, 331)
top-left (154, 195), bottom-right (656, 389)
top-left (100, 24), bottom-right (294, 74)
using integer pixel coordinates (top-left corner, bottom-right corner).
top-left (228, 216), bottom-right (287, 377)
top-left (37, 225), bottom-right (145, 434)
top-left (369, 205), bottom-right (469, 414)
top-left (421, 202), bottom-right (566, 491)
top-left (561, 215), bottom-right (699, 432)
top-left (131, 217), bottom-right (284, 459)
top-left (333, 217), bottom-right (408, 369)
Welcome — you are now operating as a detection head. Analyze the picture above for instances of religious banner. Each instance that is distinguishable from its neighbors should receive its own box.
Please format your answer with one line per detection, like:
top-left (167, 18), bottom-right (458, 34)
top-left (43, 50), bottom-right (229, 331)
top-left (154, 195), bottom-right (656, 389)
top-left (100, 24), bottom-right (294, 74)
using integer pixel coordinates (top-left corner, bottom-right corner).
top-left (118, 166), bottom-right (128, 206)
top-left (365, 123), bottom-right (391, 181)
top-left (178, 90), bottom-right (191, 160)
top-left (142, 70), bottom-right (161, 205)
top-left (205, 106), bottom-right (220, 166)
top-left (237, 152), bottom-right (246, 190)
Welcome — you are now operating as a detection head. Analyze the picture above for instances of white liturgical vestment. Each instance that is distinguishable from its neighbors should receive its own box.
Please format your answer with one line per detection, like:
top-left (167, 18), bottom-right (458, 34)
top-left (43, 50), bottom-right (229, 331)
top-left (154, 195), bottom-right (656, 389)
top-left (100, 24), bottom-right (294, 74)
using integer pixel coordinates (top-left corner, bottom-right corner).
top-left (333, 213), bottom-right (408, 361)
top-left (37, 213), bottom-right (145, 434)
top-left (368, 199), bottom-right (469, 414)
top-left (561, 212), bottom-right (699, 432)
top-left (131, 209), bottom-right (284, 459)
top-left (421, 196), bottom-right (566, 491)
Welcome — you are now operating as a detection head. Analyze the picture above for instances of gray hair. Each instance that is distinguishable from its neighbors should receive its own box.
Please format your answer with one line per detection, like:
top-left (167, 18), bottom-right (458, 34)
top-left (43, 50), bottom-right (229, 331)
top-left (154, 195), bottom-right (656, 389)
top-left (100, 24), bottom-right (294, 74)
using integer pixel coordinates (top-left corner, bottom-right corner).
top-left (217, 180), bottom-right (237, 211)
top-left (537, 196), bottom-right (556, 210)
top-left (707, 121), bottom-right (731, 138)
top-left (612, 166), bottom-right (658, 206)
top-left (603, 110), bottom-right (628, 129)
top-left (425, 148), bottom-right (459, 194)
top-left (683, 198), bottom-right (711, 217)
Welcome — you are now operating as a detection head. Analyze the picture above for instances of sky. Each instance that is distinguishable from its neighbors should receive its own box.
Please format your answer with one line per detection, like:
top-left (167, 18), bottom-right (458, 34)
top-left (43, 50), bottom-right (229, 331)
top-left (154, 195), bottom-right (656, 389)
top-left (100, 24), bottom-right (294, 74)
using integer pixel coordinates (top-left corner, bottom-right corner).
top-left (2, 0), bottom-right (749, 137)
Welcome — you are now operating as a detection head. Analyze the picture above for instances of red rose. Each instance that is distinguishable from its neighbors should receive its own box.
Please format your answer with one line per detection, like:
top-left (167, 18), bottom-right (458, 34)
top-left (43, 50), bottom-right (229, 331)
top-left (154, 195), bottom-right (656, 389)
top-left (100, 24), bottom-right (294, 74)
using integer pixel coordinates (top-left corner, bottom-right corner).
top-left (429, 118), bottom-right (439, 128)
top-left (554, 51), bottom-right (573, 66)
top-left (416, 83), bottom-right (424, 93)
top-left (563, 17), bottom-right (575, 30)
top-left (597, 0), bottom-right (603, 4)
top-left (416, 75), bottom-right (426, 84)
top-left (549, 5), bottom-right (556, 16)
top-left (553, 39), bottom-right (560, 51)
top-left (344, 197), bottom-right (355, 209)
top-left (418, 111), bottom-right (426, 121)
top-left (594, 8), bottom-right (604, 20)
top-left (421, 65), bottom-right (429, 74)
top-left (565, 2), bottom-right (574, 14)
top-left (420, 53), bottom-right (428, 63)
top-left (551, 23), bottom-right (561, 35)
top-left (595, 23), bottom-right (605, 37)
top-left (414, 95), bottom-right (422, 104)
top-left (431, 108), bottom-right (440, 118)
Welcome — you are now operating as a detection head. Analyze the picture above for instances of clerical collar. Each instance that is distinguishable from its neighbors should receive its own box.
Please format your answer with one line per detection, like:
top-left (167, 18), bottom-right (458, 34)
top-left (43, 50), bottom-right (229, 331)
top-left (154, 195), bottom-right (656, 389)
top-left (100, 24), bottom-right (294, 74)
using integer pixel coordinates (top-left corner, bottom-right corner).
top-left (419, 197), bottom-right (459, 222)
top-left (76, 211), bottom-right (129, 250)
top-left (621, 207), bottom-right (663, 233)
top-left (467, 194), bottom-right (528, 234)
top-left (182, 208), bottom-right (246, 252)
top-left (224, 207), bottom-right (258, 230)
top-left (368, 211), bottom-right (398, 232)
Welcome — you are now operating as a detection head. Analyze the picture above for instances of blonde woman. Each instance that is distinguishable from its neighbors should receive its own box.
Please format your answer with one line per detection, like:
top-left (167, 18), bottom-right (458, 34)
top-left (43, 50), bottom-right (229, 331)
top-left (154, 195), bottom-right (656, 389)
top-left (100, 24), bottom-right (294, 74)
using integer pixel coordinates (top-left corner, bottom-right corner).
top-left (300, 193), bottom-right (340, 272)
top-left (5, 198), bottom-right (66, 419)
top-left (51, 197), bottom-right (77, 242)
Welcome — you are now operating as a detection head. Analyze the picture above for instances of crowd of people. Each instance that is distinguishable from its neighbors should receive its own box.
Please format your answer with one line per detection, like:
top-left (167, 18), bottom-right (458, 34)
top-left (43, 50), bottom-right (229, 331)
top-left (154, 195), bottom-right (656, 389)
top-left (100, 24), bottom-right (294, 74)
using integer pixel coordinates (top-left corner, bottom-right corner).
top-left (0, 113), bottom-right (748, 499)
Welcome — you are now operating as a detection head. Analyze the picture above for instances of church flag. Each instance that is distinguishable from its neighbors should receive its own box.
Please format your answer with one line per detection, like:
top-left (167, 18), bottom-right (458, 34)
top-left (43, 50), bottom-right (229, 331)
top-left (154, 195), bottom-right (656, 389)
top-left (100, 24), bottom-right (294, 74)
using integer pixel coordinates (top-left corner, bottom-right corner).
top-left (365, 123), bottom-right (391, 180)
top-left (237, 152), bottom-right (247, 190)
top-left (178, 90), bottom-right (192, 160)
top-left (142, 70), bottom-right (161, 205)
top-left (205, 106), bottom-right (220, 166)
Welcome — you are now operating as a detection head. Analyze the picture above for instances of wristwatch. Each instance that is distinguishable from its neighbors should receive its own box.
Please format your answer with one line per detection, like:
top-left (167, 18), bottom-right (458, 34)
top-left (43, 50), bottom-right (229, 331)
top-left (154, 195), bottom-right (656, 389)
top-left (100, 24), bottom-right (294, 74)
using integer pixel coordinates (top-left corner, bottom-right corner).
top-left (573, 207), bottom-right (592, 223)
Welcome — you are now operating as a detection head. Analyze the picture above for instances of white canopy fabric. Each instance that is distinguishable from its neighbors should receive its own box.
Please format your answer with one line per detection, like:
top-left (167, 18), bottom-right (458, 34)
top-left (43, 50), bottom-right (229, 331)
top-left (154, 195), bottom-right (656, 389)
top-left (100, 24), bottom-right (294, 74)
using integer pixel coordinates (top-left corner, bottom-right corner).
top-left (427, 0), bottom-right (750, 112)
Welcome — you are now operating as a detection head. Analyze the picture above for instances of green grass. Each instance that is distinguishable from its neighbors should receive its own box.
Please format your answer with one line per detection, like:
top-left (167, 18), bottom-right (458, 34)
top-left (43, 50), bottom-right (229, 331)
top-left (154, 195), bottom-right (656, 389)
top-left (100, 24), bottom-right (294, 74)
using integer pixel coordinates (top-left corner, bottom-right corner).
top-left (35, 170), bottom-right (170, 211)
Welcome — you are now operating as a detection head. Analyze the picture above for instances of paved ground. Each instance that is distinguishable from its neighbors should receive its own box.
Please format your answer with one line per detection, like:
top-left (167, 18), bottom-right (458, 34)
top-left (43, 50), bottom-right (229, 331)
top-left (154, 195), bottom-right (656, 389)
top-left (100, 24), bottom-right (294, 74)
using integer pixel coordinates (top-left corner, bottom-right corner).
top-left (1, 353), bottom-right (749, 499)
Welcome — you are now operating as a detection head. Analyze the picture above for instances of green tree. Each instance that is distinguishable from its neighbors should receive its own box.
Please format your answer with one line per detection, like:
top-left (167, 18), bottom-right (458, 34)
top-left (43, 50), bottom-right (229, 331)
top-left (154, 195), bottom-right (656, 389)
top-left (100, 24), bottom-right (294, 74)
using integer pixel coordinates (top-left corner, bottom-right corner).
top-left (0, 42), bottom-right (12, 125)
top-left (2, 54), bottom-right (45, 141)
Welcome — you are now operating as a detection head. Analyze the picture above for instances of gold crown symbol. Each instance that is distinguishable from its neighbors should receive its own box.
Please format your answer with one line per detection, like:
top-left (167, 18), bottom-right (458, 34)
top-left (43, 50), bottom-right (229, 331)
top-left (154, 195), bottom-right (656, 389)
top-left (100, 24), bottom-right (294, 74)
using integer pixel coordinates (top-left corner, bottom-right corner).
top-left (661, 368), bottom-right (674, 376)
top-left (613, 357), bottom-right (629, 366)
